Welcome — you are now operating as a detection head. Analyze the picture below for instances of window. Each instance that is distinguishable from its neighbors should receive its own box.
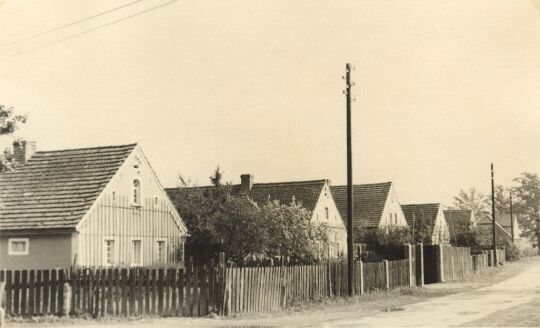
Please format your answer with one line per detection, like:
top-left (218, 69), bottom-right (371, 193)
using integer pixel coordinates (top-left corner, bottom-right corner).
top-left (394, 213), bottom-right (398, 225)
top-left (104, 239), bottom-right (116, 266)
top-left (132, 240), bottom-right (142, 266)
top-left (154, 196), bottom-right (159, 208)
top-left (156, 240), bottom-right (166, 263)
top-left (325, 207), bottom-right (329, 220)
top-left (133, 179), bottom-right (141, 205)
top-left (112, 191), bottom-right (116, 202)
top-left (389, 213), bottom-right (392, 225)
top-left (8, 238), bottom-right (29, 255)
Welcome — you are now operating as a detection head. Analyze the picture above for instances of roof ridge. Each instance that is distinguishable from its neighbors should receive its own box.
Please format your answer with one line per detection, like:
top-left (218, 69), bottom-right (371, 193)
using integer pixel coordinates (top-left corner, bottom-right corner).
top-left (34, 143), bottom-right (137, 154)
top-left (253, 179), bottom-right (327, 187)
top-left (332, 181), bottom-right (392, 188)
top-left (402, 203), bottom-right (440, 207)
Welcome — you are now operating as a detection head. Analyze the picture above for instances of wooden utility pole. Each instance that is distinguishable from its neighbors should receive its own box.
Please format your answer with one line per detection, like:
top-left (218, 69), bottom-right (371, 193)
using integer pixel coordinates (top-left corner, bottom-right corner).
top-left (509, 192), bottom-right (514, 243)
top-left (491, 163), bottom-right (497, 266)
top-left (345, 63), bottom-right (354, 296)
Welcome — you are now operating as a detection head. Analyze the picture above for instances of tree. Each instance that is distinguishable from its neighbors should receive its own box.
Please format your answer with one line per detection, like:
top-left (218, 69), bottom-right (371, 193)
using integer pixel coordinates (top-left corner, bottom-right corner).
top-left (493, 185), bottom-right (511, 215)
top-left (0, 104), bottom-right (26, 135)
top-left (259, 200), bottom-right (329, 260)
top-left (1, 105), bottom-right (27, 172)
top-left (453, 188), bottom-right (489, 219)
top-left (512, 172), bottom-right (540, 244)
top-left (409, 211), bottom-right (434, 244)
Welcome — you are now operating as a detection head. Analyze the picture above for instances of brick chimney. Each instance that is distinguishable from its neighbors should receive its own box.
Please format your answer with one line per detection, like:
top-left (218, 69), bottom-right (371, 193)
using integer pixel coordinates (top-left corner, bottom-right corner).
top-left (13, 140), bottom-right (36, 166)
top-left (240, 174), bottom-right (254, 193)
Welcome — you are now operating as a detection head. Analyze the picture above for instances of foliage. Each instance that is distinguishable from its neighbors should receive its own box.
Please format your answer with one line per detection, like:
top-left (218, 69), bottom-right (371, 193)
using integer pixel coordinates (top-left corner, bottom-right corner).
top-left (362, 226), bottom-right (412, 247)
top-left (512, 172), bottom-right (540, 244)
top-left (408, 211), bottom-right (434, 244)
top-left (0, 104), bottom-right (26, 136)
top-left (0, 105), bottom-right (27, 172)
top-left (259, 200), bottom-right (329, 260)
top-left (505, 242), bottom-right (522, 261)
top-left (170, 167), bottom-right (329, 263)
top-left (453, 188), bottom-right (489, 219)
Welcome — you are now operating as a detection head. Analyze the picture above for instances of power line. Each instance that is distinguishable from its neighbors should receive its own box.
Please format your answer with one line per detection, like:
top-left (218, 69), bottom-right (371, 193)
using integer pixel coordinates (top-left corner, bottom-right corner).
top-left (0, 0), bottom-right (146, 48)
top-left (3, 0), bottom-right (179, 60)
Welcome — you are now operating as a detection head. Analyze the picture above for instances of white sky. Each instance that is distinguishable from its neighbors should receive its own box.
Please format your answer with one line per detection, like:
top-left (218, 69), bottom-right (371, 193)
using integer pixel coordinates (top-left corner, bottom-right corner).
top-left (0, 0), bottom-right (539, 205)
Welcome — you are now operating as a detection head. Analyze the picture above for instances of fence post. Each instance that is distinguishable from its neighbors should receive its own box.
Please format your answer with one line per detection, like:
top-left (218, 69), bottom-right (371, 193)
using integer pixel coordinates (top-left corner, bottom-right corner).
top-left (416, 243), bottom-right (424, 287)
top-left (0, 282), bottom-right (4, 328)
top-left (436, 244), bottom-right (444, 283)
top-left (404, 244), bottom-right (414, 287)
top-left (358, 261), bottom-right (364, 295)
top-left (62, 282), bottom-right (71, 316)
top-left (383, 260), bottom-right (389, 290)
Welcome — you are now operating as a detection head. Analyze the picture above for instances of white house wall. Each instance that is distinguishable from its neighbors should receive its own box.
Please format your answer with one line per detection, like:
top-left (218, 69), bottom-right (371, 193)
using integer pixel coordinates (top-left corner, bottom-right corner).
top-left (311, 182), bottom-right (347, 257)
top-left (431, 206), bottom-right (450, 244)
top-left (379, 184), bottom-right (408, 228)
top-left (77, 146), bottom-right (187, 267)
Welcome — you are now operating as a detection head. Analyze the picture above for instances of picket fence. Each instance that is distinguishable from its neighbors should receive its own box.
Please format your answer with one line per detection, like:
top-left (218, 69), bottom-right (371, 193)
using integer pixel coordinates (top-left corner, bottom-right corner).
top-left (0, 266), bottom-right (224, 318)
top-left (437, 246), bottom-right (504, 283)
top-left (224, 259), bottom-right (411, 315)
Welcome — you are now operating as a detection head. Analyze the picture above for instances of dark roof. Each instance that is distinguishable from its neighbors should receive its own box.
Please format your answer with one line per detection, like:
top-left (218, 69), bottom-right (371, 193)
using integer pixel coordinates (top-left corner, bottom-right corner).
top-left (443, 209), bottom-right (473, 242)
top-left (166, 179), bottom-right (327, 213)
top-left (0, 144), bottom-right (136, 231)
top-left (484, 213), bottom-right (514, 228)
top-left (330, 182), bottom-right (392, 229)
top-left (401, 203), bottom-right (441, 229)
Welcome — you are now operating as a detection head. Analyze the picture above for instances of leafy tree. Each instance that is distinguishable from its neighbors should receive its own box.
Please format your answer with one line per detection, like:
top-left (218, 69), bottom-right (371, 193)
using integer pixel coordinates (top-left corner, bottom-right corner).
top-left (259, 200), bottom-right (329, 260)
top-left (0, 104), bottom-right (26, 135)
top-left (512, 172), bottom-right (540, 244)
top-left (453, 188), bottom-right (489, 219)
top-left (408, 211), bottom-right (434, 244)
top-left (0, 105), bottom-right (27, 172)
top-left (362, 227), bottom-right (412, 246)
top-left (493, 185), bottom-right (511, 215)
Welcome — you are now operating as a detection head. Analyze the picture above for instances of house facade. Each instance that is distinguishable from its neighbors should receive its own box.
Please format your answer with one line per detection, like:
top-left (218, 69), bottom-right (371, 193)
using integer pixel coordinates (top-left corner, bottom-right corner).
top-left (331, 182), bottom-right (408, 243)
top-left (401, 203), bottom-right (450, 244)
top-left (0, 142), bottom-right (188, 270)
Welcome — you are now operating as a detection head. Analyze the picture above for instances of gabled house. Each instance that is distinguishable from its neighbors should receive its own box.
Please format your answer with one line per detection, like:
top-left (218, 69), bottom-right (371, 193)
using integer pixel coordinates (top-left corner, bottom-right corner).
top-left (330, 182), bottom-right (408, 243)
top-left (401, 203), bottom-right (450, 244)
top-left (477, 215), bottom-right (513, 243)
top-left (443, 209), bottom-right (476, 246)
top-left (167, 174), bottom-right (347, 257)
top-left (0, 141), bottom-right (188, 270)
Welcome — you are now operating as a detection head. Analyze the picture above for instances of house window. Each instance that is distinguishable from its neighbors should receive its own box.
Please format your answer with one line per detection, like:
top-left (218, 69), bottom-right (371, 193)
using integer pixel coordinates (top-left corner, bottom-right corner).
top-left (132, 240), bottom-right (142, 266)
top-left (394, 213), bottom-right (398, 225)
top-left (325, 207), bottom-right (329, 220)
top-left (156, 240), bottom-right (166, 263)
top-left (154, 196), bottom-right (159, 208)
top-left (112, 191), bottom-right (116, 202)
top-left (8, 238), bottom-right (29, 255)
top-left (133, 179), bottom-right (141, 205)
top-left (104, 239), bottom-right (116, 266)
top-left (389, 213), bottom-right (392, 225)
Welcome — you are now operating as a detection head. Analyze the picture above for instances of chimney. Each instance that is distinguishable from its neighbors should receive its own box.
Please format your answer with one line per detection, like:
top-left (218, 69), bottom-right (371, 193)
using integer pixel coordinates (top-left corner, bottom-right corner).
top-left (240, 174), bottom-right (254, 193)
top-left (13, 140), bottom-right (36, 166)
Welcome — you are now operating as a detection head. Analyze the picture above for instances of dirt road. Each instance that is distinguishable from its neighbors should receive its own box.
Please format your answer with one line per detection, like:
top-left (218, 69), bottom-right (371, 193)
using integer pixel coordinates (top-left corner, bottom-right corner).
top-left (10, 258), bottom-right (540, 328)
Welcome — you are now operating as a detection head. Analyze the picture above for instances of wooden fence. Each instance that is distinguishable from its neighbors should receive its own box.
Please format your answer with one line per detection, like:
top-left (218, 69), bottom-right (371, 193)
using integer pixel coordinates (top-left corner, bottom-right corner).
top-left (0, 266), bottom-right (224, 318)
top-left (224, 259), bottom-right (411, 315)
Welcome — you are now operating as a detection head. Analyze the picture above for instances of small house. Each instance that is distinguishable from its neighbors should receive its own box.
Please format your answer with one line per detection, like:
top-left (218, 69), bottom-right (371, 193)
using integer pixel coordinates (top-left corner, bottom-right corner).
top-left (0, 141), bottom-right (188, 269)
top-left (330, 182), bottom-right (408, 243)
top-left (401, 203), bottom-right (450, 244)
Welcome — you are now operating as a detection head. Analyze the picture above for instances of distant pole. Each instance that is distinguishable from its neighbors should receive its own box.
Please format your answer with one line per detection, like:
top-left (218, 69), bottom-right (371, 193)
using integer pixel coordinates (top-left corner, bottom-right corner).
top-left (491, 163), bottom-right (497, 266)
top-left (345, 63), bottom-right (354, 296)
top-left (509, 192), bottom-right (514, 243)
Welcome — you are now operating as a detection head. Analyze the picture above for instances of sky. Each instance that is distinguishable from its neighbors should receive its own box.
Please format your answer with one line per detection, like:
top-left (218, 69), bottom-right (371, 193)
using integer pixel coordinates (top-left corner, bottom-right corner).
top-left (0, 0), bottom-right (539, 206)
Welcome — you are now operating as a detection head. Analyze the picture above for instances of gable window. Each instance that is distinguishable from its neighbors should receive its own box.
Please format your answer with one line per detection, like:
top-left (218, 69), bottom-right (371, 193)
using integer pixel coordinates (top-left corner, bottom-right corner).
top-left (133, 179), bottom-right (141, 206)
top-left (394, 213), bottom-right (398, 225)
top-left (154, 196), bottom-right (159, 208)
top-left (325, 207), bottom-right (329, 220)
top-left (8, 238), bottom-right (29, 255)
top-left (389, 213), bottom-right (392, 225)
top-left (104, 239), bottom-right (116, 266)
top-left (132, 240), bottom-right (142, 266)
top-left (156, 240), bottom-right (167, 263)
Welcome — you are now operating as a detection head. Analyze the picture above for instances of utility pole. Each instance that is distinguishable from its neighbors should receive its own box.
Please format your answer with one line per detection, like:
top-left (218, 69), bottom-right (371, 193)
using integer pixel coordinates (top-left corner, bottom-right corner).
top-left (345, 63), bottom-right (354, 296)
top-left (491, 163), bottom-right (497, 266)
top-left (509, 191), bottom-right (514, 243)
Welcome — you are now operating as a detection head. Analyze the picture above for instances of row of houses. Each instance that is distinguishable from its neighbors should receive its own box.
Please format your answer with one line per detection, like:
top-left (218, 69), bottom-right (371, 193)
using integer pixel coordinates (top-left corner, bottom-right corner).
top-left (0, 142), bottom-right (520, 270)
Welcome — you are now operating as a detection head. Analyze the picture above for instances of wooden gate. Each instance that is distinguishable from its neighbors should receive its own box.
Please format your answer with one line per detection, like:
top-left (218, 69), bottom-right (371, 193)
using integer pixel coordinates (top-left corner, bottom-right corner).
top-left (423, 245), bottom-right (438, 284)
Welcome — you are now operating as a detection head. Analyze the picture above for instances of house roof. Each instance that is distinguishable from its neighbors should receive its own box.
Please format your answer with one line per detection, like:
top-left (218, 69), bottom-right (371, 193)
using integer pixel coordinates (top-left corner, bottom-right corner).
top-left (477, 216), bottom-right (513, 239)
top-left (401, 203), bottom-right (441, 229)
top-left (330, 182), bottom-right (392, 228)
top-left (485, 213), bottom-right (514, 229)
top-left (166, 179), bottom-right (327, 213)
top-left (444, 209), bottom-right (473, 242)
top-left (0, 144), bottom-right (136, 231)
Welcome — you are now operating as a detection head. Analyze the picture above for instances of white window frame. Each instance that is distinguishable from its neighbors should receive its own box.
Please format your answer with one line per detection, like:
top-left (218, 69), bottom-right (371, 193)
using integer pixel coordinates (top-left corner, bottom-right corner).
top-left (103, 237), bottom-right (117, 267)
top-left (132, 178), bottom-right (142, 206)
top-left (155, 239), bottom-right (167, 263)
top-left (8, 238), bottom-right (29, 255)
top-left (131, 239), bottom-right (143, 267)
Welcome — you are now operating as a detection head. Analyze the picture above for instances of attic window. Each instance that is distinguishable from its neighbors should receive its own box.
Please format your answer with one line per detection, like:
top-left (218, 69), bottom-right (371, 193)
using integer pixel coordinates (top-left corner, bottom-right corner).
top-left (133, 179), bottom-right (141, 206)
